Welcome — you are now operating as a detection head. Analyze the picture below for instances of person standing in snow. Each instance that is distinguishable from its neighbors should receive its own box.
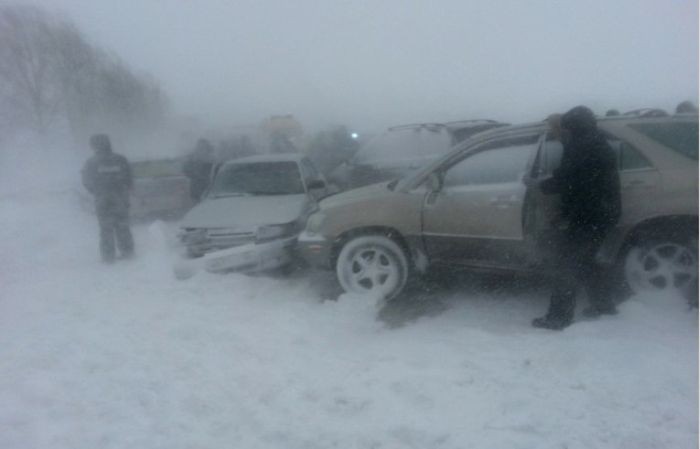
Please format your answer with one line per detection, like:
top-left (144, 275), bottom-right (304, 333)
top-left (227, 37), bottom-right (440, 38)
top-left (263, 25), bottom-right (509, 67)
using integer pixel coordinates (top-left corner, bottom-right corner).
top-left (81, 133), bottom-right (135, 263)
top-left (532, 106), bottom-right (621, 330)
top-left (183, 138), bottom-right (215, 202)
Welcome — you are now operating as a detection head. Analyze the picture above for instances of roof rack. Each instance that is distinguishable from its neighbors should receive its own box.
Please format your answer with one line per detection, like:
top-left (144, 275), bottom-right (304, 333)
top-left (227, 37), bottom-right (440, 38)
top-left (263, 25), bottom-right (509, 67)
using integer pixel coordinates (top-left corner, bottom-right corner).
top-left (622, 108), bottom-right (669, 118)
top-left (387, 123), bottom-right (447, 131)
top-left (387, 119), bottom-right (501, 132)
top-left (443, 119), bottom-right (500, 126)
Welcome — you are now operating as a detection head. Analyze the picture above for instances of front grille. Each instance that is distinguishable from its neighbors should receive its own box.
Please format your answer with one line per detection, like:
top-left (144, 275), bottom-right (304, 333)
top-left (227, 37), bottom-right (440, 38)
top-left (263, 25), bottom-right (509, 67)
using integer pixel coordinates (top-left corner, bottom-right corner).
top-left (207, 229), bottom-right (256, 248)
top-left (182, 227), bottom-right (255, 254)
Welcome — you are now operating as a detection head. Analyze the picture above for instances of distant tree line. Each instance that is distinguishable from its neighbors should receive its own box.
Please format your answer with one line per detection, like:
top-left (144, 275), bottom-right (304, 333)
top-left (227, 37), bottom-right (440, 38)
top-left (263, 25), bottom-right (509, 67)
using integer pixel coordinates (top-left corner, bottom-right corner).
top-left (0, 5), bottom-right (167, 146)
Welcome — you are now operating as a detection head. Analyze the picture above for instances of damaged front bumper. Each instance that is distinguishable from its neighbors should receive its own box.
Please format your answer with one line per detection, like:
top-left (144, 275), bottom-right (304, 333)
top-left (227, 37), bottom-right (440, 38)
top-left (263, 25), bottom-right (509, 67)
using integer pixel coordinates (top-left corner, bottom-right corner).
top-left (173, 236), bottom-right (297, 279)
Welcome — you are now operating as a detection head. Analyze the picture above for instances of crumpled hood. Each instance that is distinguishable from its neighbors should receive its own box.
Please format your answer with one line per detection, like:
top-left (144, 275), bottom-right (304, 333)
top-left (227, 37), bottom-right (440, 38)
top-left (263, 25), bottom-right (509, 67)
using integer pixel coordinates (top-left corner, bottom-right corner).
top-left (320, 182), bottom-right (392, 210)
top-left (181, 194), bottom-right (308, 229)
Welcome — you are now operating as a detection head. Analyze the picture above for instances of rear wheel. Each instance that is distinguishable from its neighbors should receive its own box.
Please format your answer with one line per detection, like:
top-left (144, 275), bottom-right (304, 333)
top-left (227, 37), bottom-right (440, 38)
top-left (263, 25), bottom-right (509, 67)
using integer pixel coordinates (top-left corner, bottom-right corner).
top-left (336, 235), bottom-right (409, 300)
top-left (623, 238), bottom-right (698, 296)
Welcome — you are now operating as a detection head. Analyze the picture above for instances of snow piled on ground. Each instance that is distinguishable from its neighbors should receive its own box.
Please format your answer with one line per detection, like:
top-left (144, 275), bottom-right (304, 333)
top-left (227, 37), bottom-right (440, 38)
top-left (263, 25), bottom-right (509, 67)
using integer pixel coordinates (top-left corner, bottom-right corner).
top-left (1, 188), bottom-right (697, 449)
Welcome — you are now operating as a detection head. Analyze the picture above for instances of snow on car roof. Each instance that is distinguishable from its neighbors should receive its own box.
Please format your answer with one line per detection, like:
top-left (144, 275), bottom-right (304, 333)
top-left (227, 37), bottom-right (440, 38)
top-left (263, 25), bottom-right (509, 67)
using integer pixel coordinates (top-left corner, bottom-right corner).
top-left (461, 114), bottom-right (698, 144)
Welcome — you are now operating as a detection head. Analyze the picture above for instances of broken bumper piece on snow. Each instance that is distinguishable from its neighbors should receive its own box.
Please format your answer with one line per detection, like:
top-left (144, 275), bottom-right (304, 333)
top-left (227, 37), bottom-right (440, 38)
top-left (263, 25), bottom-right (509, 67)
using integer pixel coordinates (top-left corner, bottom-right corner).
top-left (173, 237), bottom-right (296, 279)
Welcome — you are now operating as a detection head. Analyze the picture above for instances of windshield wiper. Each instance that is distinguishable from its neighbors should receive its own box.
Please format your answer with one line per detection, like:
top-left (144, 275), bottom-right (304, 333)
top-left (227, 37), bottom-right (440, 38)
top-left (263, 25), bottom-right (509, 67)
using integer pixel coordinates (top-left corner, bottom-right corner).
top-left (211, 192), bottom-right (250, 198)
top-left (247, 191), bottom-right (290, 196)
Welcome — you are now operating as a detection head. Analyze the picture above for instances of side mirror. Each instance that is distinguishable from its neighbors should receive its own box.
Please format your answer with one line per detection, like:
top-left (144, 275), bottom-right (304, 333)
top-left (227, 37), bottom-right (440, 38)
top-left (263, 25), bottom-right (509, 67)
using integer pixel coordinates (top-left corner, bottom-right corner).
top-left (307, 179), bottom-right (326, 190)
top-left (427, 172), bottom-right (443, 192)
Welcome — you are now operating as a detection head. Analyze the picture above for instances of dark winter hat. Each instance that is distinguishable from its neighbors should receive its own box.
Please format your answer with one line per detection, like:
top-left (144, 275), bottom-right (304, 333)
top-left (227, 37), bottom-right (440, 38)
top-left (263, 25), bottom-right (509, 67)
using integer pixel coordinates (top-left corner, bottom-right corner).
top-left (89, 133), bottom-right (112, 152)
top-left (676, 101), bottom-right (698, 114)
top-left (561, 106), bottom-right (597, 135)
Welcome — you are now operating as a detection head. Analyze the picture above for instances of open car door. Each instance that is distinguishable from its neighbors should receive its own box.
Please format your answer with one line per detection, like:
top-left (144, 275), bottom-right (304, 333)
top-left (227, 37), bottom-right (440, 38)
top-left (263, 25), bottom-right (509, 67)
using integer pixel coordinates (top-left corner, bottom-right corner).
top-left (522, 134), bottom-right (565, 268)
top-left (422, 132), bottom-right (544, 269)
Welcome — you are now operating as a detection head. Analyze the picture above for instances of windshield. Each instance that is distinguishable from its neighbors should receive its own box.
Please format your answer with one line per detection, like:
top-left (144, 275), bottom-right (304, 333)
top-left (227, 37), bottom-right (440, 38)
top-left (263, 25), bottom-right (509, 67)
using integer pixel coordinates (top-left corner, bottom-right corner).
top-left (352, 126), bottom-right (453, 166)
top-left (209, 161), bottom-right (304, 196)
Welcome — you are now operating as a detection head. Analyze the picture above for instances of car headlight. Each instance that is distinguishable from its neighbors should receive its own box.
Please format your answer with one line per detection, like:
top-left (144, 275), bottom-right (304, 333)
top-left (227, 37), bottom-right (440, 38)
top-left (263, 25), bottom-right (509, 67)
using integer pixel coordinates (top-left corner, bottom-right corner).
top-left (305, 212), bottom-right (326, 235)
top-left (256, 222), bottom-right (299, 243)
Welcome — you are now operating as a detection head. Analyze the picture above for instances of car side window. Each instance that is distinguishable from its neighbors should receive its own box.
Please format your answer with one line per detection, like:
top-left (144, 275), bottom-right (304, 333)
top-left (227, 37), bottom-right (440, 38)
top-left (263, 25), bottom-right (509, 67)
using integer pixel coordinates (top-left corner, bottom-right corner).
top-left (300, 158), bottom-right (323, 187)
top-left (299, 160), bottom-right (312, 184)
top-left (443, 134), bottom-right (540, 187)
top-left (543, 138), bottom-right (563, 175)
top-left (628, 122), bottom-right (699, 160)
top-left (544, 135), bottom-right (651, 173)
top-left (305, 159), bottom-right (321, 180)
top-left (618, 142), bottom-right (652, 170)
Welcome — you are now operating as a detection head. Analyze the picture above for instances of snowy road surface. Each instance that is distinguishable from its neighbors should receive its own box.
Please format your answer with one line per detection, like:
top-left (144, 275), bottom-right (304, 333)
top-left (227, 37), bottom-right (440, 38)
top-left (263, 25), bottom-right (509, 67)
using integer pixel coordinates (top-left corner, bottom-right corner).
top-left (1, 190), bottom-right (697, 449)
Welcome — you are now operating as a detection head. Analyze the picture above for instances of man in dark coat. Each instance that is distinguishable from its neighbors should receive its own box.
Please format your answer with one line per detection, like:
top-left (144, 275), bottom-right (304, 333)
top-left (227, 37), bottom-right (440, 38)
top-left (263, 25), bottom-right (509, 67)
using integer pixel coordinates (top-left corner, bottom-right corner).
top-left (183, 138), bottom-right (215, 202)
top-left (82, 134), bottom-right (134, 263)
top-left (532, 106), bottom-right (622, 330)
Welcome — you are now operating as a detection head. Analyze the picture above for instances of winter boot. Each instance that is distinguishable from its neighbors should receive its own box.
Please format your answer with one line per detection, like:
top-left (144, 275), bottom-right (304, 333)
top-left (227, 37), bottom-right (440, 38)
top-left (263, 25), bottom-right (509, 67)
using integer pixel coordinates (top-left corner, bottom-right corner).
top-left (581, 304), bottom-right (618, 319)
top-left (532, 287), bottom-right (575, 330)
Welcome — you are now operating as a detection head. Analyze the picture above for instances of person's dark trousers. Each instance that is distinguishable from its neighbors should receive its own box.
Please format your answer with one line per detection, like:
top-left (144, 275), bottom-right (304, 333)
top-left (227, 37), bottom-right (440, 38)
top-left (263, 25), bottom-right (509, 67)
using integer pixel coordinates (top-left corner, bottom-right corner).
top-left (96, 195), bottom-right (134, 262)
top-left (536, 225), bottom-right (615, 329)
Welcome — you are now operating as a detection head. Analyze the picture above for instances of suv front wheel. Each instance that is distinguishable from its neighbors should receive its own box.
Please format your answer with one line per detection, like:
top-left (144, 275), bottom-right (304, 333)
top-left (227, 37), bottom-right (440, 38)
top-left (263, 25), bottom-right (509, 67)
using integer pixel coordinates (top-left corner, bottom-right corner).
top-left (336, 235), bottom-right (409, 300)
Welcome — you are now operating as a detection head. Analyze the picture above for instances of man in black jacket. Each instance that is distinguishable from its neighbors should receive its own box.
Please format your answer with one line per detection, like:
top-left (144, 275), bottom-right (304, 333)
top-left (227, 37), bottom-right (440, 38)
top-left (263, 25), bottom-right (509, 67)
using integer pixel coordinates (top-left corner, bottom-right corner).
top-left (183, 138), bottom-right (215, 202)
top-left (533, 106), bottom-right (622, 330)
top-left (81, 134), bottom-right (134, 263)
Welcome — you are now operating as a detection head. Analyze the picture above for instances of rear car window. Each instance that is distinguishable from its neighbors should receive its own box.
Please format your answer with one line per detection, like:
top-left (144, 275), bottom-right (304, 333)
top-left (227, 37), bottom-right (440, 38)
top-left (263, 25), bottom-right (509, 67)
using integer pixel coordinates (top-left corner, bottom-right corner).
top-left (543, 135), bottom-right (652, 173)
top-left (628, 122), bottom-right (698, 160)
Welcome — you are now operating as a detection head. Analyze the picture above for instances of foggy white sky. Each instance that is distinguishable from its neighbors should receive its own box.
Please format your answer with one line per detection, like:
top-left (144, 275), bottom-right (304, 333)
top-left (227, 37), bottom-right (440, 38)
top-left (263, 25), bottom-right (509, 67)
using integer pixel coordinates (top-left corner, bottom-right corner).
top-left (22, 0), bottom-right (700, 132)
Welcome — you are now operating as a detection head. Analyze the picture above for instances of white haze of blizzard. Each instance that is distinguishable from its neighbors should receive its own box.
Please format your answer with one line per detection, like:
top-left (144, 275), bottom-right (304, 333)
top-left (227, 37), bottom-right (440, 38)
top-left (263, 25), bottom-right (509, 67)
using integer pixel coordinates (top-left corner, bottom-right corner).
top-left (0, 151), bottom-right (697, 448)
top-left (0, 135), bottom-right (194, 200)
top-left (24, 0), bottom-right (700, 131)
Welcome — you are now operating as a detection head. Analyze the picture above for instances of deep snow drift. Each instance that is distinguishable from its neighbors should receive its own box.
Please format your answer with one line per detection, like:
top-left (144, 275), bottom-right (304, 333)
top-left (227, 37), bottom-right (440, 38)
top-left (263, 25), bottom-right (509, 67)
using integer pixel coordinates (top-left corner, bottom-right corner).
top-left (0, 185), bottom-right (697, 449)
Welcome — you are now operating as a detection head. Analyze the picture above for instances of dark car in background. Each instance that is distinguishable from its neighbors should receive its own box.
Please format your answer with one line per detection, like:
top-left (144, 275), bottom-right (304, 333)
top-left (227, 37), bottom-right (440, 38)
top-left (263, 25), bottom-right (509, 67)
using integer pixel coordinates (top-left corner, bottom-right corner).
top-left (79, 157), bottom-right (192, 221)
top-left (327, 120), bottom-right (507, 190)
top-left (129, 158), bottom-right (191, 220)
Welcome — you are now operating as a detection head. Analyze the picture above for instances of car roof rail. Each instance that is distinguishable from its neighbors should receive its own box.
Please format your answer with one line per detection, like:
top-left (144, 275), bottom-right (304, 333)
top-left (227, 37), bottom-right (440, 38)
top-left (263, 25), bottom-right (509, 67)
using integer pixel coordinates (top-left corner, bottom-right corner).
top-left (622, 108), bottom-right (669, 118)
top-left (387, 123), bottom-right (447, 131)
top-left (443, 119), bottom-right (501, 126)
top-left (388, 119), bottom-right (503, 132)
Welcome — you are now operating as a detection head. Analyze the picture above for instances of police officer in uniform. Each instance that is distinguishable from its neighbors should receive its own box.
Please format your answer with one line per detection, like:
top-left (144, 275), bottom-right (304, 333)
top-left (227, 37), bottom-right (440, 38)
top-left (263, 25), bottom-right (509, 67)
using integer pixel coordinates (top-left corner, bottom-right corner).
top-left (81, 134), bottom-right (134, 263)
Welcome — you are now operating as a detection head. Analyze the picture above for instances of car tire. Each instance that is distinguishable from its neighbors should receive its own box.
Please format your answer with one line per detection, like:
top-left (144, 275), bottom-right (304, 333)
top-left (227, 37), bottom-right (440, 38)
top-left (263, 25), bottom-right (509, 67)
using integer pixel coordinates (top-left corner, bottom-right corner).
top-left (336, 235), bottom-right (409, 300)
top-left (621, 236), bottom-right (698, 300)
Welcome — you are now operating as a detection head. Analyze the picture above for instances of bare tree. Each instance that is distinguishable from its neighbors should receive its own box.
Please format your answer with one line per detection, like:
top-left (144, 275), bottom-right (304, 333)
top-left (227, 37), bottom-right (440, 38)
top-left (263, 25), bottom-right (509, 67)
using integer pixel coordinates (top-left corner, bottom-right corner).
top-left (0, 4), bottom-right (168, 149)
top-left (0, 5), bottom-right (61, 136)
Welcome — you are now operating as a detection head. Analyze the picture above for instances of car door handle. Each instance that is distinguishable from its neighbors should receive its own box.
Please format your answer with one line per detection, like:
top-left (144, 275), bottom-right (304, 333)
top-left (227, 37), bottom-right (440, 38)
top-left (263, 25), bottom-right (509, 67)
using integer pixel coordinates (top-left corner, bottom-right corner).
top-left (623, 180), bottom-right (650, 188)
top-left (425, 191), bottom-right (441, 206)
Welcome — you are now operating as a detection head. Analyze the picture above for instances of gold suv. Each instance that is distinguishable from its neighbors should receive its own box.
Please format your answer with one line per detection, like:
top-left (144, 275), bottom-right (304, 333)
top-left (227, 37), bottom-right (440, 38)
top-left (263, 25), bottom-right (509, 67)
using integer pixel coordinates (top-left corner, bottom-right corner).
top-left (298, 114), bottom-right (698, 300)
